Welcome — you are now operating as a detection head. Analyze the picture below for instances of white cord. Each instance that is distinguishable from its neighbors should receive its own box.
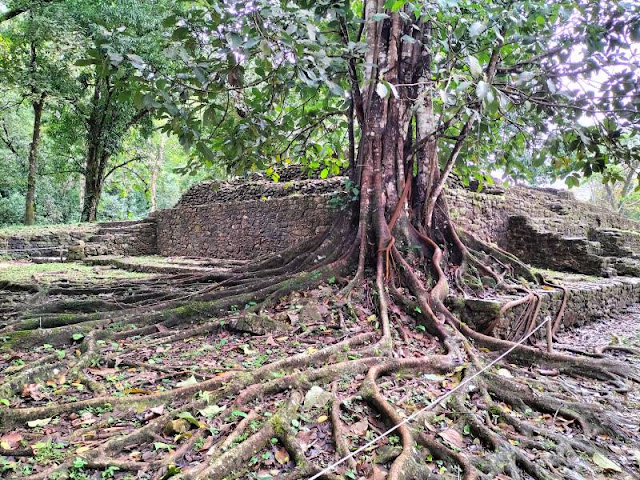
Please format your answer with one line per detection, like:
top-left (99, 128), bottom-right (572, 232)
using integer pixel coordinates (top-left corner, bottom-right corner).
top-left (308, 316), bottom-right (551, 480)
top-left (0, 246), bottom-right (68, 253)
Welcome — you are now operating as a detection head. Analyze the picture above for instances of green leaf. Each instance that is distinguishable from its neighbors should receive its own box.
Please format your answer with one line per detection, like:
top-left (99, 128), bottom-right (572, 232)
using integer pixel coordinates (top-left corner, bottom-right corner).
top-left (72, 333), bottom-right (84, 341)
top-left (153, 442), bottom-right (173, 451)
top-left (467, 56), bottom-right (483, 78)
top-left (75, 58), bottom-right (97, 67)
top-left (389, 0), bottom-right (406, 12)
top-left (468, 22), bottom-right (486, 37)
top-left (320, 168), bottom-right (329, 179)
top-left (371, 13), bottom-right (389, 22)
top-left (592, 452), bottom-right (622, 473)
top-left (178, 412), bottom-right (203, 428)
top-left (199, 404), bottom-right (226, 418)
top-left (176, 375), bottom-right (198, 388)
top-left (375, 82), bottom-right (388, 99)
top-left (401, 34), bottom-right (417, 44)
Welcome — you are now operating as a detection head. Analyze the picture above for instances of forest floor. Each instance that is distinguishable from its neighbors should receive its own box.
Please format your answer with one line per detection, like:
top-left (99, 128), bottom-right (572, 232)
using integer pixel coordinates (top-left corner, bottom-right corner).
top-left (0, 257), bottom-right (639, 480)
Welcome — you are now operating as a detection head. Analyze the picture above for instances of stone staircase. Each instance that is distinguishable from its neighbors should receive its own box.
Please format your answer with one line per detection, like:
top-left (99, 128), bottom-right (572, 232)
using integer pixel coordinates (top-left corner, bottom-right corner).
top-left (82, 219), bottom-right (157, 257)
top-left (0, 229), bottom-right (93, 263)
top-left (506, 215), bottom-right (640, 277)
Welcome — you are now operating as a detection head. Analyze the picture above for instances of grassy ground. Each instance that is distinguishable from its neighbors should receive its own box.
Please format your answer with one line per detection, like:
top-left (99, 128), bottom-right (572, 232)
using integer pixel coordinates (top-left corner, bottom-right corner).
top-left (0, 261), bottom-right (150, 286)
top-left (0, 224), bottom-right (93, 238)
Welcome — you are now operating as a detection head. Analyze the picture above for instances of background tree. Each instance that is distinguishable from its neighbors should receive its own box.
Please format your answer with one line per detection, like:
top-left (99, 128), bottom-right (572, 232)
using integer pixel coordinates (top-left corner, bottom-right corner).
top-left (0, 0), bottom-right (202, 225)
top-left (0, 3), bottom-right (72, 224)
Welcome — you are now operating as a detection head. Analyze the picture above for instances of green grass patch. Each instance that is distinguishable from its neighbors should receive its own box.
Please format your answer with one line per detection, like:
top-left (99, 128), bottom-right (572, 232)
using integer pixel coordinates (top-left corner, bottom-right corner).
top-left (0, 223), bottom-right (92, 238)
top-left (0, 261), bottom-right (150, 285)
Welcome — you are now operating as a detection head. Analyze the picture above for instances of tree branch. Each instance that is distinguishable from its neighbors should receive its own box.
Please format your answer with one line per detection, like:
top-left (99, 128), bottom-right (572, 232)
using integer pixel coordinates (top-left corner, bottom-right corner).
top-left (104, 156), bottom-right (144, 181)
top-left (1, 0), bottom-right (60, 23)
top-left (0, 121), bottom-right (20, 156)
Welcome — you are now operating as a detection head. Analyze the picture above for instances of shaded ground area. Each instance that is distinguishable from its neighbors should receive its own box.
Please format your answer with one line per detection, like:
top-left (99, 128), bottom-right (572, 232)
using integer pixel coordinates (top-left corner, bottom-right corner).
top-left (0, 257), bottom-right (639, 480)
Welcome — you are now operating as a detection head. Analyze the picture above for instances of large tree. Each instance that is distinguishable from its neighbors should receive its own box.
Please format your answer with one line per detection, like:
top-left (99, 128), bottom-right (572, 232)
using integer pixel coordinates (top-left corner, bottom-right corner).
top-left (0, 4), bottom-right (65, 224)
top-left (64, 0), bottom-right (179, 222)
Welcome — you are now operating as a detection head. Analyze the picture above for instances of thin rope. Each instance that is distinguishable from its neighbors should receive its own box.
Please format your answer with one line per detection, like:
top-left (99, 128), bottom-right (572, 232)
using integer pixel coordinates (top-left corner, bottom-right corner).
top-left (308, 315), bottom-right (552, 480)
top-left (0, 246), bottom-right (68, 253)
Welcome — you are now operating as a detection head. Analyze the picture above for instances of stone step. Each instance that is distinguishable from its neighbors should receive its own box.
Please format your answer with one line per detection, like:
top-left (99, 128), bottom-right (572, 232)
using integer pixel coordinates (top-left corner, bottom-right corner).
top-left (610, 257), bottom-right (640, 276)
top-left (97, 220), bottom-right (147, 228)
top-left (29, 256), bottom-right (68, 263)
top-left (506, 215), bottom-right (614, 276)
top-left (97, 224), bottom-right (155, 235)
top-left (588, 228), bottom-right (640, 258)
top-left (88, 233), bottom-right (137, 243)
top-left (449, 275), bottom-right (640, 340)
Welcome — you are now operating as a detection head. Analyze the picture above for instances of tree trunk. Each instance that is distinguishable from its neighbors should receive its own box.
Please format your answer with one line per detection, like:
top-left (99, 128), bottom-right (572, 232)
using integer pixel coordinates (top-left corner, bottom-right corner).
top-left (81, 148), bottom-right (107, 222)
top-left (150, 135), bottom-right (165, 213)
top-left (353, 9), bottom-right (453, 268)
top-left (24, 92), bottom-right (46, 225)
top-left (81, 80), bottom-right (108, 223)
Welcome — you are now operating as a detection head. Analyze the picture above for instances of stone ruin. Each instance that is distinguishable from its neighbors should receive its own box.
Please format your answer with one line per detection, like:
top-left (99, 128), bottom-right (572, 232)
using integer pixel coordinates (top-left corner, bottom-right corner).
top-left (3, 167), bottom-right (640, 339)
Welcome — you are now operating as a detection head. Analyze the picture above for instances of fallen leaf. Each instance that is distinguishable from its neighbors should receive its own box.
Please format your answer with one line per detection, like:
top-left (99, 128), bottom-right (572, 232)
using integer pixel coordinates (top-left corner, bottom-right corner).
top-left (176, 375), bottom-right (198, 388)
top-left (199, 404), bottom-right (225, 418)
top-left (438, 428), bottom-right (464, 449)
top-left (497, 368), bottom-right (513, 378)
top-left (274, 447), bottom-right (290, 465)
top-left (296, 429), bottom-right (315, 452)
top-left (123, 388), bottom-right (151, 395)
top-left (316, 415), bottom-right (328, 423)
top-left (0, 432), bottom-right (22, 450)
top-left (349, 419), bottom-right (369, 437)
top-left (21, 383), bottom-right (42, 400)
top-left (88, 368), bottom-right (117, 378)
top-left (150, 405), bottom-right (165, 416)
top-left (27, 417), bottom-right (52, 428)
top-left (303, 386), bottom-right (332, 410)
top-left (367, 465), bottom-right (387, 480)
top-left (199, 436), bottom-right (214, 452)
top-left (592, 452), bottom-right (622, 473)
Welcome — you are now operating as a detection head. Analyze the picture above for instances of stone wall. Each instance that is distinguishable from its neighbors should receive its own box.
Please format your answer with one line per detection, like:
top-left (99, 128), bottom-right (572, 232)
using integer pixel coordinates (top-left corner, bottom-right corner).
top-left (0, 219), bottom-right (157, 261)
top-left (445, 185), bottom-right (640, 248)
top-left (0, 227), bottom-right (95, 259)
top-left (5, 175), bottom-right (639, 269)
top-left (157, 194), bottom-right (343, 259)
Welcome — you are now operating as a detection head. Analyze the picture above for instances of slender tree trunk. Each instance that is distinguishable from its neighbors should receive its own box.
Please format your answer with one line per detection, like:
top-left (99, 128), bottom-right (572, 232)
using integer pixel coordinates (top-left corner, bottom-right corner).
top-left (24, 34), bottom-right (46, 226)
top-left (150, 135), bottom-right (165, 213)
top-left (24, 92), bottom-right (46, 225)
top-left (81, 80), bottom-right (107, 222)
top-left (81, 148), bottom-right (108, 222)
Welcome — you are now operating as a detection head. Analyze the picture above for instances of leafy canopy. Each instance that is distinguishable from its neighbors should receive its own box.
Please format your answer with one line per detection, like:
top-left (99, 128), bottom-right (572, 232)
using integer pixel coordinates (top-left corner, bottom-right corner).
top-left (103, 0), bottom-right (640, 187)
